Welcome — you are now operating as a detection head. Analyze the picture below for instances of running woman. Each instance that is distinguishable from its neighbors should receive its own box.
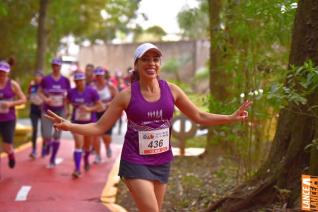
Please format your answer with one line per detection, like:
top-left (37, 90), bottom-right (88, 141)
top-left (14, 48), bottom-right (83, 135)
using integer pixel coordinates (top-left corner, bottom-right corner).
top-left (39, 58), bottom-right (70, 168)
top-left (46, 43), bottom-right (251, 212)
top-left (0, 61), bottom-right (26, 168)
top-left (66, 71), bottom-right (102, 178)
top-left (91, 67), bottom-right (117, 162)
top-left (85, 63), bottom-right (95, 86)
top-left (28, 71), bottom-right (44, 159)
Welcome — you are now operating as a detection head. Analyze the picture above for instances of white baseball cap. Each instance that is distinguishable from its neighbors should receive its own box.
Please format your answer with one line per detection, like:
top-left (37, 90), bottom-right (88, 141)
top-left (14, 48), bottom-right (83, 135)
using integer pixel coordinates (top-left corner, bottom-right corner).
top-left (133, 43), bottom-right (162, 63)
top-left (74, 71), bottom-right (86, 80)
top-left (0, 61), bottom-right (10, 73)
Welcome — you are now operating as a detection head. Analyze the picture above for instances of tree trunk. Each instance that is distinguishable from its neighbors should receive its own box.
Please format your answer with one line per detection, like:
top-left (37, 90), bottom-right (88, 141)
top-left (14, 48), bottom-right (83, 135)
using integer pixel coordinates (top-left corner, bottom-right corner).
top-left (208, 0), bottom-right (226, 102)
top-left (208, 0), bottom-right (318, 210)
top-left (205, 0), bottom-right (228, 155)
top-left (35, 0), bottom-right (49, 72)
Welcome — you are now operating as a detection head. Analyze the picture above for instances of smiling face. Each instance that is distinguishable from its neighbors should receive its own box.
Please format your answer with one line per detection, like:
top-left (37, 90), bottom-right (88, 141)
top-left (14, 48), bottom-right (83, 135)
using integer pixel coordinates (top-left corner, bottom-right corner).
top-left (95, 74), bottom-right (105, 84)
top-left (51, 64), bottom-right (61, 74)
top-left (75, 79), bottom-right (85, 90)
top-left (135, 50), bottom-right (161, 81)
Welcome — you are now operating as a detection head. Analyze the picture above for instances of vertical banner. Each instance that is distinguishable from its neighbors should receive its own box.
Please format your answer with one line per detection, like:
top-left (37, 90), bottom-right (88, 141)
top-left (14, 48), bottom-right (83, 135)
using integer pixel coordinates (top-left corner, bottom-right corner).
top-left (302, 175), bottom-right (318, 211)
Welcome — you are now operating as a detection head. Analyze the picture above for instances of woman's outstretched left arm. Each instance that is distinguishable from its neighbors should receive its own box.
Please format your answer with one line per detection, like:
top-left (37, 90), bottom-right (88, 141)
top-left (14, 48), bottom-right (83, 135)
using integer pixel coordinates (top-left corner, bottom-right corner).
top-left (169, 83), bottom-right (251, 126)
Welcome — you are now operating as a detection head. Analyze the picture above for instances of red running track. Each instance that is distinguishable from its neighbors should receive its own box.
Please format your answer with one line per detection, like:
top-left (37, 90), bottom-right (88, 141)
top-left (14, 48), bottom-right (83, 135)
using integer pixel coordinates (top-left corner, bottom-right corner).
top-left (0, 139), bottom-right (121, 212)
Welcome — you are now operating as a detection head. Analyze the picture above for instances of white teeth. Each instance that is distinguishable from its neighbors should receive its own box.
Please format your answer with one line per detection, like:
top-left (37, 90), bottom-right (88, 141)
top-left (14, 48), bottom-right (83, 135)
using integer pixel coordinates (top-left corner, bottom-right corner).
top-left (145, 69), bottom-right (156, 75)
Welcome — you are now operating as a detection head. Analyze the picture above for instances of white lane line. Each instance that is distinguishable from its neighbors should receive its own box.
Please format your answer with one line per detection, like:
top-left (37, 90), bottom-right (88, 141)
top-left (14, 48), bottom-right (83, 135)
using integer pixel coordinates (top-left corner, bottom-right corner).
top-left (15, 186), bottom-right (32, 201)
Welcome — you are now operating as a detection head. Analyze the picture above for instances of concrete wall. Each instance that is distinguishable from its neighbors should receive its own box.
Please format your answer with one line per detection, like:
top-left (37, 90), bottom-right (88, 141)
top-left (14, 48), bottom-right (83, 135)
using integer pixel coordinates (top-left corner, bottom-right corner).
top-left (78, 40), bottom-right (209, 83)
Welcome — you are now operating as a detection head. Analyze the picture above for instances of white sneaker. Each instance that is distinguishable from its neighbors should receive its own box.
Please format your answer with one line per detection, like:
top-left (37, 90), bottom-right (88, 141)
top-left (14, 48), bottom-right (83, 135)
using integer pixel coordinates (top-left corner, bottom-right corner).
top-left (72, 170), bottom-right (81, 178)
top-left (47, 162), bottom-right (56, 169)
top-left (94, 155), bottom-right (102, 164)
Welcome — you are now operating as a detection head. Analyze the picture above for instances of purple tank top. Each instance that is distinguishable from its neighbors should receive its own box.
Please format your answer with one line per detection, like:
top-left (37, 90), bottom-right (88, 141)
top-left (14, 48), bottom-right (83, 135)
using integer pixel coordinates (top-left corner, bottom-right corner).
top-left (41, 75), bottom-right (70, 112)
top-left (0, 80), bottom-right (16, 121)
top-left (122, 79), bottom-right (175, 165)
top-left (67, 86), bottom-right (99, 124)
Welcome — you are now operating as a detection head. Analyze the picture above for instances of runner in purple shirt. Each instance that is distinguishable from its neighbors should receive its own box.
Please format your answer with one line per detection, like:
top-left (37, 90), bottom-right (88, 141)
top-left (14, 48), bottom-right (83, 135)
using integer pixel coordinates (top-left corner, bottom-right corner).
top-left (66, 71), bottom-right (102, 178)
top-left (46, 43), bottom-right (251, 211)
top-left (39, 58), bottom-right (71, 168)
top-left (0, 61), bottom-right (26, 168)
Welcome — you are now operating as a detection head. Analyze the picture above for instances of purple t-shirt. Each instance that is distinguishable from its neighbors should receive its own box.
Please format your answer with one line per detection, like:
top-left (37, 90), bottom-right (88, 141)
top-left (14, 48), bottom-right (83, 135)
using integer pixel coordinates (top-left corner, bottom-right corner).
top-left (0, 79), bottom-right (16, 121)
top-left (121, 80), bottom-right (175, 165)
top-left (41, 74), bottom-right (70, 112)
top-left (67, 86), bottom-right (99, 124)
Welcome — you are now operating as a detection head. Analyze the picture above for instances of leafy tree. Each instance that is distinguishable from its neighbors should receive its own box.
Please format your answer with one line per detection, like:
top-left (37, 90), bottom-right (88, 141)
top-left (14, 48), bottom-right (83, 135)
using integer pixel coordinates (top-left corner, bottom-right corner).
top-left (133, 25), bottom-right (166, 42)
top-left (196, 0), bottom-right (297, 178)
top-left (0, 0), bottom-right (38, 82)
top-left (177, 0), bottom-right (209, 40)
top-left (209, 0), bottom-right (318, 210)
top-left (0, 0), bottom-right (140, 82)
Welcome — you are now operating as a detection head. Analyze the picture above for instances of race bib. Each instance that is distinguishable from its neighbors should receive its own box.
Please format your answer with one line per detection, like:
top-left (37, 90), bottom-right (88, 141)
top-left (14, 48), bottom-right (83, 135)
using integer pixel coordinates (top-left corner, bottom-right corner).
top-left (0, 100), bottom-right (10, 114)
top-left (30, 93), bottom-right (43, 105)
top-left (50, 94), bottom-right (64, 107)
top-left (74, 108), bottom-right (91, 121)
top-left (138, 128), bottom-right (170, 155)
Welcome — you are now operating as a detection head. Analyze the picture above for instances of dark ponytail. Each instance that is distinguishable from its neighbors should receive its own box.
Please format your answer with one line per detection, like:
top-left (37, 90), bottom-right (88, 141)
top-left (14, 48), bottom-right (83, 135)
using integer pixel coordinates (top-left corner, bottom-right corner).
top-left (130, 69), bottom-right (140, 83)
top-left (7, 56), bottom-right (16, 67)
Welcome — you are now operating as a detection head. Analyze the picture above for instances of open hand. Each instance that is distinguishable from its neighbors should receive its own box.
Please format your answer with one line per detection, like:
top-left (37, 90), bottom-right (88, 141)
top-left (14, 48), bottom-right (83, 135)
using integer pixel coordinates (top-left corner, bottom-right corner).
top-left (231, 100), bottom-right (252, 121)
top-left (44, 110), bottom-right (71, 131)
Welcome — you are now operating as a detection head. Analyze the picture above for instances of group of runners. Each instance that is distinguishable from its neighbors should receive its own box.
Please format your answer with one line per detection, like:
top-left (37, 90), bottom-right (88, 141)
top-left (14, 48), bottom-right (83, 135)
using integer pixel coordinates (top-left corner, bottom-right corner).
top-left (0, 56), bottom-right (129, 178)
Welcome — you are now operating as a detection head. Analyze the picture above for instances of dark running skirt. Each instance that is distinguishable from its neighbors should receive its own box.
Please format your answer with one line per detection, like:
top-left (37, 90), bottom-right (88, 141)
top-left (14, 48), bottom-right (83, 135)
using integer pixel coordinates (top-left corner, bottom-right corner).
top-left (119, 159), bottom-right (171, 184)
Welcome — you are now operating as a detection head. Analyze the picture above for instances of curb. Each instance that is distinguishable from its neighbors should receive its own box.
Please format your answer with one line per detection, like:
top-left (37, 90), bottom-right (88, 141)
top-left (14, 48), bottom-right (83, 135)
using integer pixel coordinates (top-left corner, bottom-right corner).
top-left (101, 155), bottom-right (127, 212)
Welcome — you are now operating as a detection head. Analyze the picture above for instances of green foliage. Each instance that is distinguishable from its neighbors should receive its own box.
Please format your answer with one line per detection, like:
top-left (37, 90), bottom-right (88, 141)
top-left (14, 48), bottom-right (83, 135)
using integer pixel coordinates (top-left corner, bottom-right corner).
top-left (85, 0), bottom-right (140, 42)
top-left (194, 66), bottom-right (209, 81)
top-left (184, 136), bottom-right (206, 148)
top-left (0, 1), bottom-right (8, 16)
top-left (132, 25), bottom-right (166, 42)
top-left (305, 138), bottom-right (318, 152)
top-left (0, 0), bottom-right (140, 77)
top-left (45, 0), bottom-right (140, 49)
top-left (200, 0), bottom-right (297, 176)
top-left (161, 54), bottom-right (192, 82)
top-left (161, 59), bottom-right (180, 73)
top-left (0, 1), bottom-right (38, 78)
top-left (267, 60), bottom-right (318, 107)
top-left (177, 0), bottom-right (209, 40)
top-left (145, 26), bottom-right (166, 40)
top-left (206, 94), bottom-right (238, 114)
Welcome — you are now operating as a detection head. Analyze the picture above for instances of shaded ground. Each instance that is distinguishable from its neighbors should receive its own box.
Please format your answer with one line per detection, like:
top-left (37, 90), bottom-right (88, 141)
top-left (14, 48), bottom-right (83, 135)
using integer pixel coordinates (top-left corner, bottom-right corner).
top-left (116, 155), bottom-right (239, 211)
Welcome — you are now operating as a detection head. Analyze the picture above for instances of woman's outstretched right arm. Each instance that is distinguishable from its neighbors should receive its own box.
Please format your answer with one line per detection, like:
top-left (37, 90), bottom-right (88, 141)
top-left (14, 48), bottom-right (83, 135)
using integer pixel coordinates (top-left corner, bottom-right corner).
top-left (46, 89), bottom-right (130, 136)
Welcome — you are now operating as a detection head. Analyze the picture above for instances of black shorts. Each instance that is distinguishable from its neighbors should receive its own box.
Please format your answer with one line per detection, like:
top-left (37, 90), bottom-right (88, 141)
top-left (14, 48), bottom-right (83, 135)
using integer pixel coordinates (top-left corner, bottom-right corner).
top-left (0, 119), bottom-right (16, 144)
top-left (118, 159), bottom-right (171, 184)
top-left (96, 112), bottom-right (113, 135)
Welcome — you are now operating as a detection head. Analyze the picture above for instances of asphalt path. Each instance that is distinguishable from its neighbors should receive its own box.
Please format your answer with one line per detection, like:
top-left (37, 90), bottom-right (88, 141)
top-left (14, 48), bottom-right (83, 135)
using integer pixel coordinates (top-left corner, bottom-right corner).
top-left (0, 119), bottom-right (126, 212)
